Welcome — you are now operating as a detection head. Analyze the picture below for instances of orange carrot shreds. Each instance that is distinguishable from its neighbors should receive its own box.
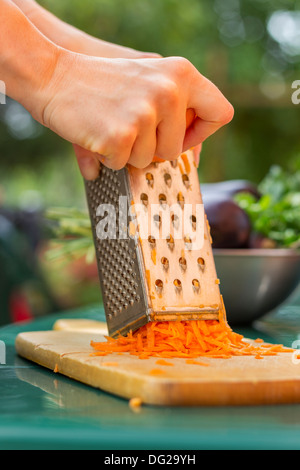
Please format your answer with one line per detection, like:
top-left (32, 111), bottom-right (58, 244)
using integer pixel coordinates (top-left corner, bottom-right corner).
top-left (149, 368), bottom-right (166, 375)
top-left (129, 397), bottom-right (142, 411)
top-left (181, 153), bottom-right (191, 174)
top-left (54, 364), bottom-right (59, 373)
top-left (198, 320), bottom-right (210, 337)
top-left (90, 352), bottom-right (108, 357)
top-left (155, 359), bottom-right (174, 366)
top-left (137, 333), bottom-right (143, 352)
top-left (185, 359), bottom-right (210, 366)
top-left (90, 319), bottom-right (294, 360)
top-left (265, 344), bottom-right (294, 353)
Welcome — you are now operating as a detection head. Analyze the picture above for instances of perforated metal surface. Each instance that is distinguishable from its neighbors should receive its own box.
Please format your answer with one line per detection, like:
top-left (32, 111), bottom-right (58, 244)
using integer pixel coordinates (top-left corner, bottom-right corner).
top-left (127, 152), bottom-right (222, 320)
top-left (85, 151), bottom-right (223, 337)
top-left (85, 167), bottom-right (149, 337)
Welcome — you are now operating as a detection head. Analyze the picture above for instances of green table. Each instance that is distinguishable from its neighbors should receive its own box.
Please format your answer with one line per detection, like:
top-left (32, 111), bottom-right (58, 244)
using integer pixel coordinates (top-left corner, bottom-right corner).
top-left (1, 292), bottom-right (300, 450)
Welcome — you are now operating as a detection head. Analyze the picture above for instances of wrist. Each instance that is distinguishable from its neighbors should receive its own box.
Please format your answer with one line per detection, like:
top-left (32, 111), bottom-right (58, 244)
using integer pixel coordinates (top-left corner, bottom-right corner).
top-left (0, 1), bottom-right (62, 123)
top-left (12, 0), bottom-right (160, 60)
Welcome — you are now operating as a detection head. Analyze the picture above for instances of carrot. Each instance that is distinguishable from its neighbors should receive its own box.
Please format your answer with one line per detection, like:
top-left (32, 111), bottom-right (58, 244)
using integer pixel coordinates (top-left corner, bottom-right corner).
top-left (149, 369), bottom-right (165, 375)
top-left (129, 397), bottom-right (142, 411)
top-left (185, 359), bottom-right (209, 366)
top-left (181, 153), bottom-right (191, 174)
top-left (90, 317), bottom-right (293, 360)
top-left (156, 359), bottom-right (174, 366)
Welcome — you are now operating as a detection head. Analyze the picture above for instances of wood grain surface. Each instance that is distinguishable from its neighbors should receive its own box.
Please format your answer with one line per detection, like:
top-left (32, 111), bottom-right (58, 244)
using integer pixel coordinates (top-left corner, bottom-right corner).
top-left (15, 330), bottom-right (300, 406)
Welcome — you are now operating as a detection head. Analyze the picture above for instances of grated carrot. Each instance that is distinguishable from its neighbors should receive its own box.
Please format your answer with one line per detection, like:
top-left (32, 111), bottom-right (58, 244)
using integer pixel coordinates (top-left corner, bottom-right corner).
top-left (181, 153), bottom-right (191, 174)
top-left (91, 317), bottom-right (293, 360)
top-left (185, 359), bottom-right (209, 366)
top-left (129, 397), bottom-right (142, 411)
top-left (156, 359), bottom-right (174, 366)
top-left (149, 368), bottom-right (165, 375)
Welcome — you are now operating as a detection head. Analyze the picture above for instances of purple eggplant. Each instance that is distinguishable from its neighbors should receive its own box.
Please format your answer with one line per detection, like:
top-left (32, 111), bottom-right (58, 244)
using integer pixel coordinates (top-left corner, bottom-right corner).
top-left (203, 194), bottom-right (251, 248)
top-left (201, 180), bottom-right (260, 200)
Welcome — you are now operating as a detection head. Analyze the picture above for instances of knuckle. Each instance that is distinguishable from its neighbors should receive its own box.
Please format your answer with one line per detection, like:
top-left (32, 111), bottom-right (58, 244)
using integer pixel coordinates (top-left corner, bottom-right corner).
top-left (109, 159), bottom-right (127, 171)
top-left (156, 142), bottom-right (182, 161)
top-left (170, 56), bottom-right (192, 78)
top-left (176, 56), bottom-right (191, 71)
top-left (115, 126), bottom-right (136, 150)
top-left (158, 80), bottom-right (180, 107)
top-left (137, 103), bottom-right (156, 127)
top-left (103, 152), bottom-right (129, 171)
top-left (219, 102), bottom-right (234, 124)
top-left (131, 154), bottom-right (154, 169)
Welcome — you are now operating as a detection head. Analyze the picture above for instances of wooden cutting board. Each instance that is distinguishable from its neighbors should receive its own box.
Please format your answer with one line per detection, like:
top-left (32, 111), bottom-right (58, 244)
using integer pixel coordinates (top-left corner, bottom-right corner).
top-left (15, 330), bottom-right (300, 406)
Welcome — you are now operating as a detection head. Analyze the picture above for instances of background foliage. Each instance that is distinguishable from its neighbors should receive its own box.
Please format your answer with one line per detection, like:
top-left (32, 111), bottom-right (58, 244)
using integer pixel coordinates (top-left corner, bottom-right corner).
top-left (0, 0), bottom-right (299, 321)
top-left (1, 0), bottom-right (300, 208)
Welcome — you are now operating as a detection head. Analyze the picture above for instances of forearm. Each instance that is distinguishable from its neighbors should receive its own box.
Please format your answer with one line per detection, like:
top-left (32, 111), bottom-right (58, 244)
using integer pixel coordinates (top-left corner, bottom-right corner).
top-left (11, 0), bottom-right (152, 58)
top-left (0, 0), bottom-right (60, 121)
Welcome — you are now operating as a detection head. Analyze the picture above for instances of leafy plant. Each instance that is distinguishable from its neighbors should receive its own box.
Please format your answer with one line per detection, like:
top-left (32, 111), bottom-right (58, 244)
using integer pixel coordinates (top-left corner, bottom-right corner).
top-left (235, 163), bottom-right (300, 249)
top-left (45, 207), bottom-right (95, 264)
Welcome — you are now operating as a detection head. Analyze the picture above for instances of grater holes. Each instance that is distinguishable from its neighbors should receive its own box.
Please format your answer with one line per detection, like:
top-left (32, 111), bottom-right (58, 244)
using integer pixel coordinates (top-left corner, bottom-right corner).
top-left (190, 215), bottom-right (197, 230)
top-left (192, 279), bottom-right (200, 292)
top-left (159, 193), bottom-right (167, 206)
top-left (86, 169), bottom-right (147, 324)
top-left (173, 279), bottom-right (182, 292)
top-left (177, 192), bottom-right (185, 208)
top-left (182, 174), bottom-right (190, 188)
top-left (161, 256), bottom-right (169, 270)
top-left (155, 279), bottom-right (163, 294)
top-left (146, 172), bottom-right (154, 188)
top-left (140, 193), bottom-right (148, 206)
top-left (197, 257), bottom-right (205, 271)
top-left (164, 173), bottom-right (172, 187)
top-left (170, 160), bottom-right (177, 168)
top-left (179, 256), bottom-right (187, 271)
top-left (166, 234), bottom-right (174, 250)
top-left (171, 213), bottom-right (179, 229)
top-left (184, 235), bottom-right (193, 249)
top-left (153, 214), bottom-right (161, 227)
top-left (148, 235), bottom-right (156, 248)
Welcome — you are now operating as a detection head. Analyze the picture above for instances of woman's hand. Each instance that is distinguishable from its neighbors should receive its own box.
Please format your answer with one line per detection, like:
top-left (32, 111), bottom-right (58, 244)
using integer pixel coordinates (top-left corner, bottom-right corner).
top-left (9, 0), bottom-right (232, 178)
top-left (39, 52), bottom-right (233, 179)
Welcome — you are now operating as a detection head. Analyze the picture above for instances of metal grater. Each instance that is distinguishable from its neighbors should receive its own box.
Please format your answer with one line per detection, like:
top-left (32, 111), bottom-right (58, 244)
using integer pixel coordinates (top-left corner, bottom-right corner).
top-left (85, 149), bottom-right (223, 338)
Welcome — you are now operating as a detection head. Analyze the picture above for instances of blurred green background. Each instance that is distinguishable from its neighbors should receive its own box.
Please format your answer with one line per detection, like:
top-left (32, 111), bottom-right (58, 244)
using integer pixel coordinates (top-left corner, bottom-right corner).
top-left (0, 0), bottom-right (299, 324)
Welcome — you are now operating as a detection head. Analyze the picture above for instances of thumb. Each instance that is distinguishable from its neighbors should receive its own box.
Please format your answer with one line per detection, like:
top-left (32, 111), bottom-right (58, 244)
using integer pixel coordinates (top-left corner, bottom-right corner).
top-left (73, 144), bottom-right (101, 180)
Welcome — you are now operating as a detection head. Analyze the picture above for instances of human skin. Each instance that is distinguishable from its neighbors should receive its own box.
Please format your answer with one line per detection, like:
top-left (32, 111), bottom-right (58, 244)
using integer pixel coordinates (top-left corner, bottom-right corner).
top-left (2, 0), bottom-right (234, 179)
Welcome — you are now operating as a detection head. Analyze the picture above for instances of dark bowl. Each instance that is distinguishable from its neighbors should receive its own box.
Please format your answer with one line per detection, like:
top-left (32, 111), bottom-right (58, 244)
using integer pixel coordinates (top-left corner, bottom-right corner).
top-left (214, 248), bottom-right (300, 325)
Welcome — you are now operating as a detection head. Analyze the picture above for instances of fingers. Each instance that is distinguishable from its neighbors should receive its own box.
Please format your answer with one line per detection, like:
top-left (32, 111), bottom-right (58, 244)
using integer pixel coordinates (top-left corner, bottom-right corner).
top-left (128, 127), bottom-right (157, 169)
top-left (73, 56), bottom-right (233, 175)
top-left (155, 113), bottom-right (186, 161)
top-left (193, 143), bottom-right (202, 167)
top-left (182, 117), bottom-right (223, 152)
top-left (184, 73), bottom-right (234, 149)
top-left (73, 144), bottom-right (101, 180)
top-left (96, 125), bottom-right (137, 171)
top-left (139, 52), bottom-right (162, 59)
